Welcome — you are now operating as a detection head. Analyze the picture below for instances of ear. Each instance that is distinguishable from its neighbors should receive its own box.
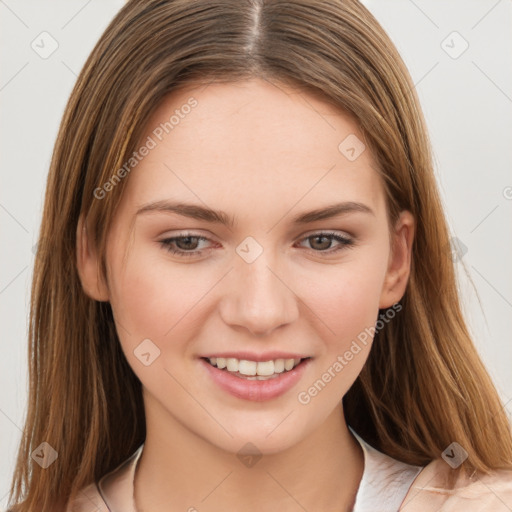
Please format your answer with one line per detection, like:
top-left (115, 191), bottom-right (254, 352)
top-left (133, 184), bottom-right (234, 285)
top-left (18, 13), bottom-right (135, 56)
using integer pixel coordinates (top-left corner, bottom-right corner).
top-left (76, 214), bottom-right (110, 301)
top-left (379, 210), bottom-right (415, 308)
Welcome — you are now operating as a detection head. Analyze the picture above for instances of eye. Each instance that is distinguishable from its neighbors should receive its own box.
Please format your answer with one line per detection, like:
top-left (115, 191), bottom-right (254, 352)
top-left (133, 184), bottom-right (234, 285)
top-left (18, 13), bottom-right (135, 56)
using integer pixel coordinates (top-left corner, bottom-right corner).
top-left (159, 231), bottom-right (355, 259)
top-left (159, 233), bottom-right (212, 258)
top-left (297, 231), bottom-right (355, 254)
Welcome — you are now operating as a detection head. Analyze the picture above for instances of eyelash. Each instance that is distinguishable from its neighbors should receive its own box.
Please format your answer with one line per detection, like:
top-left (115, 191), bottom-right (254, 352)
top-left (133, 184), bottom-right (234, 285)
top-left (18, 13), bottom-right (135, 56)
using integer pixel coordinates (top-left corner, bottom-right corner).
top-left (159, 231), bottom-right (355, 258)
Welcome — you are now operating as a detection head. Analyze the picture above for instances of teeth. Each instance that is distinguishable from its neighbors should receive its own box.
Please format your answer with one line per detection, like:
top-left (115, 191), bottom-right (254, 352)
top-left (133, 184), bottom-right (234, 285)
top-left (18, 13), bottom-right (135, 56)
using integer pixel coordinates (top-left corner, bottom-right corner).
top-left (256, 360), bottom-right (274, 376)
top-left (273, 359), bottom-right (285, 373)
top-left (245, 374), bottom-right (281, 380)
top-left (226, 358), bottom-right (238, 372)
top-left (238, 359), bottom-right (257, 376)
top-left (284, 358), bottom-right (295, 371)
top-left (207, 356), bottom-right (304, 376)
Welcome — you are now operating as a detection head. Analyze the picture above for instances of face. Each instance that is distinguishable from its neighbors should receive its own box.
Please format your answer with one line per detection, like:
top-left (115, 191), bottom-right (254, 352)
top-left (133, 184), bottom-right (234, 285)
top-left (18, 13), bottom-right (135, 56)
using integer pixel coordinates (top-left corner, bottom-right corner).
top-left (78, 78), bottom-right (414, 455)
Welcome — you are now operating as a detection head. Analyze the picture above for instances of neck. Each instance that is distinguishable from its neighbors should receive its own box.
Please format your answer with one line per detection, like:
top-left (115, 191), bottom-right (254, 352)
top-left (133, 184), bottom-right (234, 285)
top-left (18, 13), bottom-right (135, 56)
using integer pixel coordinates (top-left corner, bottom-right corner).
top-left (134, 397), bottom-right (364, 512)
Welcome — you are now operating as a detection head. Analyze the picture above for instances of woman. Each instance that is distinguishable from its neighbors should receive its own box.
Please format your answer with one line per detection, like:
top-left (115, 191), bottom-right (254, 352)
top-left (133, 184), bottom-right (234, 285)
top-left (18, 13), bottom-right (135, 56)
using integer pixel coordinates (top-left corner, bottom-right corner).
top-left (7, 0), bottom-right (512, 511)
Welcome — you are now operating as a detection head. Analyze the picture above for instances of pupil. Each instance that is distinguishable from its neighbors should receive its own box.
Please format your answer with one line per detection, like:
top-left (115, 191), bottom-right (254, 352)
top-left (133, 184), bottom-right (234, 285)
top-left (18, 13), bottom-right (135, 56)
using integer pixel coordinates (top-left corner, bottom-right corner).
top-left (312, 235), bottom-right (330, 250)
top-left (177, 236), bottom-right (198, 250)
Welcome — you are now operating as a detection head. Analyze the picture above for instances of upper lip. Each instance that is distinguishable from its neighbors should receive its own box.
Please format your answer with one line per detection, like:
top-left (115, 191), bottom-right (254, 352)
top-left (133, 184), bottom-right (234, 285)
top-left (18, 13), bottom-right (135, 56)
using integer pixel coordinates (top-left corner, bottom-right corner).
top-left (201, 351), bottom-right (311, 362)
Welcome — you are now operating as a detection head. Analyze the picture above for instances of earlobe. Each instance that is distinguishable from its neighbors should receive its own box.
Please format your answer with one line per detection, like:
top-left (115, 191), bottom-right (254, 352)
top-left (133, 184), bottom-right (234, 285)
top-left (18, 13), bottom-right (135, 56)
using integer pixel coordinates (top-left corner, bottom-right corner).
top-left (379, 211), bottom-right (415, 309)
top-left (76, 214), bottom-right (110, 302)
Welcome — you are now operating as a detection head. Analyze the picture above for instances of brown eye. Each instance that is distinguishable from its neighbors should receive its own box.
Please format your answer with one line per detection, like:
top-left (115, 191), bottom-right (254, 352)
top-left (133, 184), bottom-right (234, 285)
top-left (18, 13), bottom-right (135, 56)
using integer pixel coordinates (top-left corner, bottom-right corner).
top-left (299, 232), bottom-right (354, 253)
top-left (174, 236), bottom-right (201, 251)
top-left (159, 234), bottom-right (211, 257)
top-left (309, 234), bottom-right (334, 251)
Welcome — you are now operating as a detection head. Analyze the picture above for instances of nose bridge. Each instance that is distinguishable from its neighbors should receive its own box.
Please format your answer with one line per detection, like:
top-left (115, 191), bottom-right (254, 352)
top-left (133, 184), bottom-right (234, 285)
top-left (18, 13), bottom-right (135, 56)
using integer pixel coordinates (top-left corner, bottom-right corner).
top-left (220, 238), bottom-right (298, 335)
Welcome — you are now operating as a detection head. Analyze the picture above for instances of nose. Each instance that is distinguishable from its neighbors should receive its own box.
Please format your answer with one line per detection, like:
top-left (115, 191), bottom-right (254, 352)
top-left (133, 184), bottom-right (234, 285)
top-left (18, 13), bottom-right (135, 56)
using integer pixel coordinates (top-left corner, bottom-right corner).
top-left (219, 252), bottom-right (299, 337)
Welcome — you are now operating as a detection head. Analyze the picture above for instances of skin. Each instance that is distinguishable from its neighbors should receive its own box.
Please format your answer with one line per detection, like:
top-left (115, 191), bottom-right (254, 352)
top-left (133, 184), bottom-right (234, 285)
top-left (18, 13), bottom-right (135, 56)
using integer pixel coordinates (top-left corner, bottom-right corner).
top-left (77, 78), bottom-right (414, 512)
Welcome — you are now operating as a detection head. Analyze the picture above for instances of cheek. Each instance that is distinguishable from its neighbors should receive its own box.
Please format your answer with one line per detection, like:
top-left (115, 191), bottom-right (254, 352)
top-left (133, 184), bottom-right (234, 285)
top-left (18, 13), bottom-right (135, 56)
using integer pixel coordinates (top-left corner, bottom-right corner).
top-left (110, 265), bottom-right (167, 338)
top-left (295, 252), bottom-right (388, 347)
top-left (106, 243), bottom-right (215, 351)
top-left (292, 260), bottom-right (387, 408)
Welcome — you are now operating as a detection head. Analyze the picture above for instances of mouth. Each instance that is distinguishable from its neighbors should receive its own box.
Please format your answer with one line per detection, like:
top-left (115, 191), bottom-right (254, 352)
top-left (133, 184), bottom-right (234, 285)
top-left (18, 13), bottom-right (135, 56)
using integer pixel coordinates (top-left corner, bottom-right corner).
top-left (199, 356), bottom-right (312, 401)
top-left (201, 356), bottom-right (311, 380)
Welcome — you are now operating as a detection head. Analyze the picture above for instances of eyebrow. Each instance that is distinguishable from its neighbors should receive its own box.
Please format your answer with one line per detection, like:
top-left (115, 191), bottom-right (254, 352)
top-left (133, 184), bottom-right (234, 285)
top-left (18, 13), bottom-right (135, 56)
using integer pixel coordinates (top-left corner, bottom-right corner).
top-left (135, 200), bottom-right (374, 228)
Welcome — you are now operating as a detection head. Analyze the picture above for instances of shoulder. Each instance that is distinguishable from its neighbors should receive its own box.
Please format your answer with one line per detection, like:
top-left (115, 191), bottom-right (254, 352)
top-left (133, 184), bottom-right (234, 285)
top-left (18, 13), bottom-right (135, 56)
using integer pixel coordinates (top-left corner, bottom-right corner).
top-left (400, 458), bottom-right (512, 511)
top-left (65, 444), bottom-right (143, 512)
top-left (64, 482), bottom-right (109, 512)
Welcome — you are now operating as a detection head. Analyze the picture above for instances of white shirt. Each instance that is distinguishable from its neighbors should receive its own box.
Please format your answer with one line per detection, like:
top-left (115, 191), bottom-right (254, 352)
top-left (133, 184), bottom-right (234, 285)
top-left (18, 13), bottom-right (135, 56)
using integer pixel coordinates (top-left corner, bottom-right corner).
top-left (350, 429), bottom-right (423, 511)
top-left (69, 428), bottom-right (423, 512)
top-left (66, 429), bottom-right (512, 511)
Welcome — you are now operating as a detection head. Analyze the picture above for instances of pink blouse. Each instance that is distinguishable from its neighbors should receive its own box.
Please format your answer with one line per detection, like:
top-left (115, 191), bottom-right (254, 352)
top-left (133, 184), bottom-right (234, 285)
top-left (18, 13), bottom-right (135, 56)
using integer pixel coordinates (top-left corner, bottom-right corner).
top-left (65, 432), bottom-right (512, 511)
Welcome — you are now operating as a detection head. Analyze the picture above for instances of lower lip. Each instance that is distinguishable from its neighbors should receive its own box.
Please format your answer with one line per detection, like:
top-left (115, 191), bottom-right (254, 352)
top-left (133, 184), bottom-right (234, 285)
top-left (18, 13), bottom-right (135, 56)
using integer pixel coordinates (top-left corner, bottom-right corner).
top-left (200, 358), bottom-right (312, 402)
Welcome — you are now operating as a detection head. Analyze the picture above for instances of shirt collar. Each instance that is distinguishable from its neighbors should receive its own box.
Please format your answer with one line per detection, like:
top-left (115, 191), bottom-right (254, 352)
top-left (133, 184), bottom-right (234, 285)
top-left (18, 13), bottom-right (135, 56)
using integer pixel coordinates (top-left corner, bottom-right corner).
top-left (349, 427), bottom-right (423, 511)
top-left (97, 430), bottom-right (423, 512)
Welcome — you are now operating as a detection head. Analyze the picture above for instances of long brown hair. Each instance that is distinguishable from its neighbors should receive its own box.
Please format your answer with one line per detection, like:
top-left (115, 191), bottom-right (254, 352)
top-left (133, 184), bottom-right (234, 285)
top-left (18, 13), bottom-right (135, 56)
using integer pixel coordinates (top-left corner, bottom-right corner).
top-left (8, 0), bottom-right (512, 510)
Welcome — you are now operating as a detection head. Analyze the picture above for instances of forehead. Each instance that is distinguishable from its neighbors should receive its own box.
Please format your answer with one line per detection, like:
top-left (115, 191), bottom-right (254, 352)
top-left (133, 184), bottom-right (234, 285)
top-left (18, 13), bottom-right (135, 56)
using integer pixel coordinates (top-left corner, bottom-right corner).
top-left (118, 78), bottom-right (385, 220)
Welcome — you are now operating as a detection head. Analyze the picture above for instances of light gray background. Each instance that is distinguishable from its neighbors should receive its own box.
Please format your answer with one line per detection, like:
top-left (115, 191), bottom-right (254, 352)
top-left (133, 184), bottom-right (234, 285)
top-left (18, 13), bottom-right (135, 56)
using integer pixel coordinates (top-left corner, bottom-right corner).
top-left (1, 0), bottom-right (511, 507)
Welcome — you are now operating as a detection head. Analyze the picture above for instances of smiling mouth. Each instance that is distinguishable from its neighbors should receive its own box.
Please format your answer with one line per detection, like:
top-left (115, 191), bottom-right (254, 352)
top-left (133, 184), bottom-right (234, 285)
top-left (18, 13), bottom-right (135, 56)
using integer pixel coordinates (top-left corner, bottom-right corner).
top-left (201, 356), bottom-right (311, 380)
